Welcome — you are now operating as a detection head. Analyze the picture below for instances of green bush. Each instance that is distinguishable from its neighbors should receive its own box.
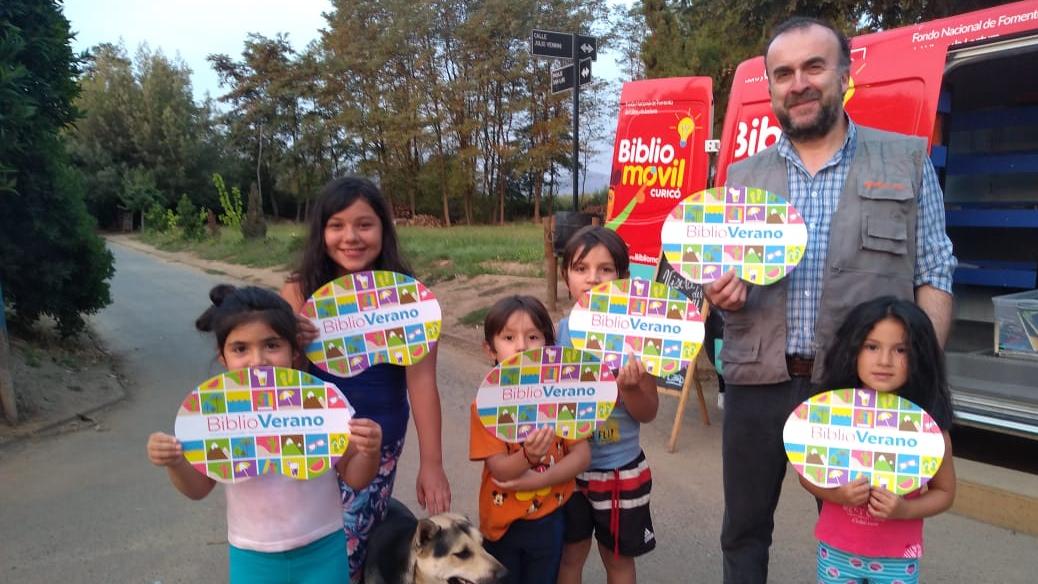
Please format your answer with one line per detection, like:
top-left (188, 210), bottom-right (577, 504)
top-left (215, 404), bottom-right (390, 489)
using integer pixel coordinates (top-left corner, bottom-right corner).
top-left (213, 173), bottom-right (244, 229)
top-left (143, 203), bottom-right (168, 232)
top-left (176, 194), bottom-right (205, 240)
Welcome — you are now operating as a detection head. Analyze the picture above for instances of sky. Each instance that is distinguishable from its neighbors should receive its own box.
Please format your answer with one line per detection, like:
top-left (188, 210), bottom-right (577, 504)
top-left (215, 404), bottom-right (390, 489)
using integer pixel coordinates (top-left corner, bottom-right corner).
top-left (63, 0), bottom-right (625, 192)
top-left (65, 0), bottom-right (334, 102)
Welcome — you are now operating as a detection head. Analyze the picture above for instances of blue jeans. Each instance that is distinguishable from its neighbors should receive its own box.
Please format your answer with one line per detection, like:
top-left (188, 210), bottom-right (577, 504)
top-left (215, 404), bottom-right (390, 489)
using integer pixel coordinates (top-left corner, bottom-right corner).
top-left (483, 509), bottom-right (565, 584)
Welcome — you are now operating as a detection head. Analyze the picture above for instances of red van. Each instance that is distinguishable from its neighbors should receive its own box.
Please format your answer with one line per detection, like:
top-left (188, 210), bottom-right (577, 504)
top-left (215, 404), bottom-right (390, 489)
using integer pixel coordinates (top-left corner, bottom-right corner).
top-left (607, 0), bottom-right (1038, 437)
top-left (715, 0), bottom-right (1038, 438)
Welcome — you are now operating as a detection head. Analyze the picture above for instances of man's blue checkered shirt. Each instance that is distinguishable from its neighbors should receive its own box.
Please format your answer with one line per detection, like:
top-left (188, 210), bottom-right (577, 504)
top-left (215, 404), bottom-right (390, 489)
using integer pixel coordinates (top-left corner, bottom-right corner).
top-left (776, 119), bottom-right (956, 356)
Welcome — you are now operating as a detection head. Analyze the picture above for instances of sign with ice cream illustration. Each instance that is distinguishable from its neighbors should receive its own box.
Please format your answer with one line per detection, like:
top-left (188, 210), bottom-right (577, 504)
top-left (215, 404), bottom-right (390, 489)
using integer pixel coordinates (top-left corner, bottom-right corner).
top-left (566, 278), bottom-right (704, 379)
top-left (475, 347), bottom-right (618, 443)
top-left (174, 366), bottom-right (354, 484)
top-left (660, 186), bottom-right (807, 285)
top-left (303, 271), bottom-right (441, 377)
top-left (783, 388), bottom-right (945, 496)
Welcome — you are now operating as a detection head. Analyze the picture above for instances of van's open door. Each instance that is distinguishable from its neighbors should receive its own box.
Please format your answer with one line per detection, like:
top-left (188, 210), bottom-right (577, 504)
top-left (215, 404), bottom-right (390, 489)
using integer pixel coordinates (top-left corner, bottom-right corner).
top-left (606, 77), bottom-right (713, 280)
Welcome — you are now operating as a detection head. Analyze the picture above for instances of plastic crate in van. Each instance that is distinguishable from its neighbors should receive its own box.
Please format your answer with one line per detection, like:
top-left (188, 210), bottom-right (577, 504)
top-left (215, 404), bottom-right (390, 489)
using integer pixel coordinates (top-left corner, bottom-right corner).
top-left (993, 289), bottom-right (1038, 359)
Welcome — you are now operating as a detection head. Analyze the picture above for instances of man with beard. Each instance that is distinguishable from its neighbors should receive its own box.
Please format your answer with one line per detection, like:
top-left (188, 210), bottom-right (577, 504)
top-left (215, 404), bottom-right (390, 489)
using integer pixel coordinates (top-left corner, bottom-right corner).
top-left (704, 17), bottom-right (955, 584)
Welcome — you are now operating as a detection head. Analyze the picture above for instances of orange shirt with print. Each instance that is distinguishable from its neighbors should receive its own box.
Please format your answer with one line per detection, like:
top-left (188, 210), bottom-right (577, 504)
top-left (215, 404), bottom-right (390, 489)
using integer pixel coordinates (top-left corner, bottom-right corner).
top-left (469, 403), bottom-right (579, 542)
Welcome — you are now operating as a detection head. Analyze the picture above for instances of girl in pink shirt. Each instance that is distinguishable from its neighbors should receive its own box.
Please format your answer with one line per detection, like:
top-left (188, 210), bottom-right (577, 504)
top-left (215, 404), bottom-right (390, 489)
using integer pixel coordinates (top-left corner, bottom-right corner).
top-left (801, 296), bottom-right (956, 584)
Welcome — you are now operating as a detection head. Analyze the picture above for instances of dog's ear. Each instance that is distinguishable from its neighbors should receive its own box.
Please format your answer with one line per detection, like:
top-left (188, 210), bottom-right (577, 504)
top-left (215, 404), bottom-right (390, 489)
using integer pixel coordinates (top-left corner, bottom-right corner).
top-left (415, 518), bottom-right (441, 550)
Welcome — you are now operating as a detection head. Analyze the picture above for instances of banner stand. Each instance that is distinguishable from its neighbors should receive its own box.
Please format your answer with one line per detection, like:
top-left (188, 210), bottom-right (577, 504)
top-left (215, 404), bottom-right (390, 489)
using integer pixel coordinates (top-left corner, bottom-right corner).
top-left (652, 258), bottom-right (711, 453)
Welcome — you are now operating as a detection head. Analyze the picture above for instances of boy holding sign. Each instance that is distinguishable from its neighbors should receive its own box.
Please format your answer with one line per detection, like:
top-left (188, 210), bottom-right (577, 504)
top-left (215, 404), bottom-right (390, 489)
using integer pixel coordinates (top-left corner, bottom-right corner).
top-left (556, 226), bottom-right (660, 584)
top-left (469, 296), bottom-right (591, 584)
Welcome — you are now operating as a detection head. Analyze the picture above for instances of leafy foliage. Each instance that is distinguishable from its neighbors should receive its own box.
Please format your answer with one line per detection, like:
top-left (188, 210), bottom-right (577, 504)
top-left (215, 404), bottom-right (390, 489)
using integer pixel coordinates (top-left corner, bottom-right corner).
top-left (143, 203), bottom-right (168, 232)
top-left (637, 0), bottom-right (1009, 133)
top-left (0, 0), bottom-right (115, 334)
top-left (66, 42), bottom-right (225, 227)
top-left (213, 173), bottom-right (245, 229)
top-left (203, 0), bottom-right (618, 225)
top-left (175, 194), bottom-right (205, 240)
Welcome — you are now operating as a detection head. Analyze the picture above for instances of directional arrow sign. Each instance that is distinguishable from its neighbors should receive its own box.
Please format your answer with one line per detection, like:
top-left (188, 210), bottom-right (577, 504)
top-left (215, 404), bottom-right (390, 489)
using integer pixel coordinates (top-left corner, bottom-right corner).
top-left (577, 35), bottom-right (597, 62)
top-left (532, 29), bottom-right (572, 59)
top-left (551, 58), bottom-right (593, 94)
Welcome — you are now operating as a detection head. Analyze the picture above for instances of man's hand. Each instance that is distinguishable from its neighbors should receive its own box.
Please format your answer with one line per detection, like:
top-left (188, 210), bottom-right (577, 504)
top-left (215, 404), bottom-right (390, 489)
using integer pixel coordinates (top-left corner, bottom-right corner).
top-left (704, 269), bottom-right (747, 311)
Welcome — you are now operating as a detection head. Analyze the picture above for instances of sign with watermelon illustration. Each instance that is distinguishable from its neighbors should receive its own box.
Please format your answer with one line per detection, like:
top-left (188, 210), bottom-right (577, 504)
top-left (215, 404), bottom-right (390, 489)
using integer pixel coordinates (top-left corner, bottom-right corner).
top-left (174, 366), bottom-right (354, 483)
top-left (475, 347), bottom-right (617, 443)
top-left (302, 271), bottom-right (441, 377)
top-left (783, 388), bottom-right (946, 495)
top-left (566, 278), bottom-right (704, 379)
top-left (660, 186), bottom-right (807, 285)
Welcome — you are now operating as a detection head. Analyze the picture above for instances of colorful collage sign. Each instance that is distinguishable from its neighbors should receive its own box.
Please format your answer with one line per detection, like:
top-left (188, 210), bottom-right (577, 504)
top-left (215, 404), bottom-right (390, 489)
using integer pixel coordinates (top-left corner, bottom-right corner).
top-left (660, 186), bottom-right (807, 285)
top-left (567, 278), bottom-right (704, 379)
top-left (475, 347), bottom-right (618, 443)
top-left (783, 388), bottom-right (946, 496)
top-left (174, 366), bottom-right (354, 484)
top-left (303, 271), bottom-right (441, 377)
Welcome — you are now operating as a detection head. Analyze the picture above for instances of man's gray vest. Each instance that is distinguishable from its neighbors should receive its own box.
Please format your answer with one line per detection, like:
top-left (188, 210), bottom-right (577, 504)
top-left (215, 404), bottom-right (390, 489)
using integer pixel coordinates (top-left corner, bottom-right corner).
top-left (721, 126), bottom-right (927, 385)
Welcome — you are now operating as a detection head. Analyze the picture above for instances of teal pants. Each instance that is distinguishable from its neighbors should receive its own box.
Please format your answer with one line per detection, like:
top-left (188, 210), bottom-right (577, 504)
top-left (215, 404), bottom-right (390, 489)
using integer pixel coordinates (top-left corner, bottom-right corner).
top-left (229, 529), bottom-right (349, 584)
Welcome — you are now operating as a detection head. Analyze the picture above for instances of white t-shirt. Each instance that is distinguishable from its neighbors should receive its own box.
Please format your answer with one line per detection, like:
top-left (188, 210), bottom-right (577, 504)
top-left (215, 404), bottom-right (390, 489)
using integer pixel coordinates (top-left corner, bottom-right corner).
top-left (226, 471), bottom-right (343, 552)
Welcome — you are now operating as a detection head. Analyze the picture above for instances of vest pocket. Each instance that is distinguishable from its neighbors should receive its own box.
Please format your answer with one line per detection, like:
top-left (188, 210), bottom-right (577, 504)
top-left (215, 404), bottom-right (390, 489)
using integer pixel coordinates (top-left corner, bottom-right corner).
top-left (860, 215), bottom-right (908, 255)
top-left (720, 327), bottom-right (760, 364)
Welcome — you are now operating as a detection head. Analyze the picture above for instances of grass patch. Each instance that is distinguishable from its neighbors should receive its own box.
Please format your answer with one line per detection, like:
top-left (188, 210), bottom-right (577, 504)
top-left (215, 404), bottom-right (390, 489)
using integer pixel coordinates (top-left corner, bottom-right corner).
top-left (138, 223), bottom-right (305, 270)
top-left (398, 223), bottom-right (543, 283)
top-left (458, 306), bottom-right (492, 327)
top-left (138, 222), bottom-right (545, 283)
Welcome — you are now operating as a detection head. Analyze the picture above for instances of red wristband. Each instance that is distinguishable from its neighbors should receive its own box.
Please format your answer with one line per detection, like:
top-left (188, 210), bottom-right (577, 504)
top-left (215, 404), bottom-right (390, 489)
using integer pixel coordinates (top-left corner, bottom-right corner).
top-left (522, 444), bottom-right (539, 466)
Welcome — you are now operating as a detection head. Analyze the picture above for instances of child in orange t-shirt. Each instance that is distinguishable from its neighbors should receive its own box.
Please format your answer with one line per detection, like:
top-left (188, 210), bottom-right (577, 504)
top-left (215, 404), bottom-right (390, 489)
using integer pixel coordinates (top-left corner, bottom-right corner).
top-left (469, 295), bottom-right (591, 584)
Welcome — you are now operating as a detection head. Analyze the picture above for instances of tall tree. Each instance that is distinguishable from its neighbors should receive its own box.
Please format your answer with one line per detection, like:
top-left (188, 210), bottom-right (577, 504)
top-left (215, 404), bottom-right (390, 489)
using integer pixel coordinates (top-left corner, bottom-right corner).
top-left (68, 42), bottom-right (216, 226)
top-left (640, 0), bottom-right (1010, 133)
top-left (65, 43), bottom-right (140, 225)
top-left (317, 0), bottom-right (616, 224)
top-left (210, 34), bottom-right (305, 219)
top-left (0, 0), bottom-right (114, 334)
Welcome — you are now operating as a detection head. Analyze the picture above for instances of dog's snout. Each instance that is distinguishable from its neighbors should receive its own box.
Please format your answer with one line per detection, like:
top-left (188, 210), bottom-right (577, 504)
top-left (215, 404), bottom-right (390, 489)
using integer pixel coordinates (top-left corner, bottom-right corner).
top-left (472, 557), bottom-right (507, 584)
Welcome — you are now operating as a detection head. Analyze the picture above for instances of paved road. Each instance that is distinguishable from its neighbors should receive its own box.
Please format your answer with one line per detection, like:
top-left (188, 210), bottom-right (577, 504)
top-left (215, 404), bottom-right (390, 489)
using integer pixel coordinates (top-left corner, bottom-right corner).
top-left (1, 242), bottom-right (1036, 582)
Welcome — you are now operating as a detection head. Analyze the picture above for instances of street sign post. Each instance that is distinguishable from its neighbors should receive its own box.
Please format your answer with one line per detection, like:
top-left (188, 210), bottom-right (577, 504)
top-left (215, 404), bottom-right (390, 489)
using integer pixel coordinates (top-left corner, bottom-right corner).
top-left (530, 28), bottom-right (598, 212)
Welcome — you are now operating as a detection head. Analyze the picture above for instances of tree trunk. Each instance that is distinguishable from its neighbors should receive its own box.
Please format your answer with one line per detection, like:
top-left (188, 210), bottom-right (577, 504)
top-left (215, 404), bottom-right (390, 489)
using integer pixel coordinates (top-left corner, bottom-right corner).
top-left (497, 172), bottom-right (505, 225)
top-left (463, 183), bottom-right (473, 225)
top-left (256, 123), bottom-right (264, 217)
top-left (409, 185), bottom-right (417, 220)
top-left (267, 181), bottom-right (280, 219)
top-left (533, 173), bottom-right (543, 224)
top-left (440, 160), bottom-right (452, 227)
top-left (409, 138), bottom-right (418, 218)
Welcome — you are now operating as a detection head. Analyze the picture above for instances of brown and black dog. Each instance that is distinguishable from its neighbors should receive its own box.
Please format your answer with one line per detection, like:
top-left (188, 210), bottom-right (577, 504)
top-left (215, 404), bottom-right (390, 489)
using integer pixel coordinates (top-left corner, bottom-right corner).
top-left (365, 500), bottom-right (506, 584)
